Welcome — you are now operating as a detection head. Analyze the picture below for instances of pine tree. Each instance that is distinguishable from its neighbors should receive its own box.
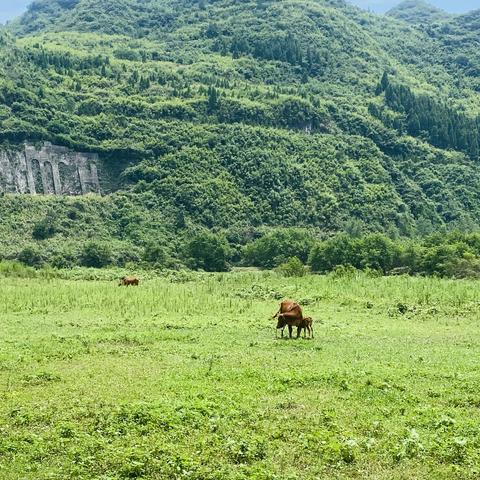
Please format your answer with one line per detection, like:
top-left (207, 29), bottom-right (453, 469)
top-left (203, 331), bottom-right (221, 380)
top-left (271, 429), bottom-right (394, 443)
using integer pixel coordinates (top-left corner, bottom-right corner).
top-left (407, 113), bottom-right (420, 136)
top-left (207, 86), bottom-right (219, 113)
top-left (379, 71), bottom-right (389, 92)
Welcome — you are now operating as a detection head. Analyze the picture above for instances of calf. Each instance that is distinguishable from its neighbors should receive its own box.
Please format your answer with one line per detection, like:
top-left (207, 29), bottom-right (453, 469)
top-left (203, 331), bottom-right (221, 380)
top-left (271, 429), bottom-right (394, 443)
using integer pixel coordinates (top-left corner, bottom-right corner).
top-left (298, 316), bottom-right (314, 339)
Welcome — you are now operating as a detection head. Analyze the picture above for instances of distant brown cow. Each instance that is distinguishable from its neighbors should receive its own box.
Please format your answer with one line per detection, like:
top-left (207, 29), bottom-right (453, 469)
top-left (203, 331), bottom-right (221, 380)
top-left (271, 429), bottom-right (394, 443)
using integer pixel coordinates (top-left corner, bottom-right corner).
top-left (272, 300), bottom-right (303, 338)
top-left (119, 276), bottom-right (139, 286)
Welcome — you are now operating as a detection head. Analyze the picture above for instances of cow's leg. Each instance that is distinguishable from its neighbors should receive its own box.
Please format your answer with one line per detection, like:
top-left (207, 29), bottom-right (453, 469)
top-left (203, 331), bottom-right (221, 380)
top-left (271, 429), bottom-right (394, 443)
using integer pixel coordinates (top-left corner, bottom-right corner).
top-left (288, 325), bottom-right (293, 338)
top-left (296, 326), bottom-right (301, 339)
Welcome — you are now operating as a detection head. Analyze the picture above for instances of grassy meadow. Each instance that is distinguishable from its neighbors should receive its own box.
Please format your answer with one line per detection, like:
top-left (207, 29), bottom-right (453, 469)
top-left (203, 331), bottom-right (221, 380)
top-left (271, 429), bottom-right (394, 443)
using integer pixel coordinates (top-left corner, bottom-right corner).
top-left (1, 270), bottom-right (480, 479)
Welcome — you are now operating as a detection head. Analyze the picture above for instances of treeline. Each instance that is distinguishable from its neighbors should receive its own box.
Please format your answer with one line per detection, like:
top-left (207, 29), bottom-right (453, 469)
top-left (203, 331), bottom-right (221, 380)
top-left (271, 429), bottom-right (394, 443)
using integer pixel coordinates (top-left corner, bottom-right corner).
top-left (86, 93), bottom-right (329, 132)
top-left (308, 232), bottom-right (480, 278)
top-left (243, 229), bottom-right (480, 278)
top-left (25, 47), bottom-right (109, 71)
top-left (375, 72), bottom-right (480, 159)
top-left (211, 30), bottom-right (324, 75)
top-left (6, 220), bottom-right (480, 279)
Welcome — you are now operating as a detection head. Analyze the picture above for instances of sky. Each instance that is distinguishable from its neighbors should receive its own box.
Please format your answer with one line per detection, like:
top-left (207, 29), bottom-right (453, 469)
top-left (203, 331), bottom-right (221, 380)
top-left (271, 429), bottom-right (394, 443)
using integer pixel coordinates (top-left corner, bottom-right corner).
top-left (0, 0), bottom-right (31, 24)
top-left (349, 0), bottom-right (479, 13)
top-left (0, 0), bottom-right (477, 24)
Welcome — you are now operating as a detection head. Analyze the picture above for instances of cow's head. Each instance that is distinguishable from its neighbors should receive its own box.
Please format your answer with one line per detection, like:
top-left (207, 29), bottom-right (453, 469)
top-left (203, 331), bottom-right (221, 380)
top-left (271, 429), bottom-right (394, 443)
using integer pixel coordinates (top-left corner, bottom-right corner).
top-left (276, 315), bottom-right (287, 330)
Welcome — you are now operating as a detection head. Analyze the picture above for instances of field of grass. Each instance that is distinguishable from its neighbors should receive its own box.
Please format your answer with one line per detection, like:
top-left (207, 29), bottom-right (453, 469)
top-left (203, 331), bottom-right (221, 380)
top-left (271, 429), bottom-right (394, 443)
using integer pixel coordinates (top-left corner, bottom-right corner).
top-left (1, 270), bottom-right (480, 479)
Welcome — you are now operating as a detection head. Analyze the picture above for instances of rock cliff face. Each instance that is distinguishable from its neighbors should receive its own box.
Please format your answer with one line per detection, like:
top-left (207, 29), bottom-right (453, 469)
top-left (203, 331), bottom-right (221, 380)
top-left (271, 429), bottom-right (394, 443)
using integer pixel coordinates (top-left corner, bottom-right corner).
top-left (0, 143), bottom-right (101, 195)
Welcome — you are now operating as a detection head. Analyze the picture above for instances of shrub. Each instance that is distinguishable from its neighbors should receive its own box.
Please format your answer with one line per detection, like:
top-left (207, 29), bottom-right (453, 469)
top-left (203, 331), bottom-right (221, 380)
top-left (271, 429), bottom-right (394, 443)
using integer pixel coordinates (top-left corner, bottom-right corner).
top-left (328, 264), bottom-right (358, 279)
top-left (115, 245), bottom-right (142, 266)
top-left (275, 257), bottom-right (307, 277)
top-left (420, 242), bottom-right (473, 276)
top-left (51, 249), bottom-right (77, 269)
top-left (184, 231), bottom-right (231, 272)
top-left (32, 217), bottom-right (57, 240)
top-left (143, 242), bottom-right (167, 266)
top-left (310, 234), bottom-right (402, 274)
top-left (358, 234), bottom-right (402, 273)
top-left (80, 241), bottom-right (112, 268)
top-left (309, 235), bottom-right (360, 273)
top-left (443, 253), bottom-right (480, 279)
top-left (18, 245), bottom-right (44, 268)
top-left (243, 228), bottom-right (315, 268)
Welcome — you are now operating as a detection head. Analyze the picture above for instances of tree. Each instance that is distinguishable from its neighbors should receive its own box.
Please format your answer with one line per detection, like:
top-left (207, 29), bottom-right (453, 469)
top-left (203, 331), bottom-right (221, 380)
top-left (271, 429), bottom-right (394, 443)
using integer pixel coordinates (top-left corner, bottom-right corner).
top-left (207, 86), bottom-right (219, 113)
top-left (185, 232), bottom-right (231, 271)
top-left (143, 242), bottom-right (167, 266)
top-left (243, 229), bottom-right (314, 268)
top-left (309, 235), bottom-right (360, 273)
top-left (358, 234), bottom-right (401, 273)
top-left (18, 245), bottom-right (44, 268)
top-left (80, 241), bottom-right (112, 268)
top-left (407, 113), bottom-right (421, 136)
top-left (276, 257), bottom-right (307, 277)
top-left (32, 216), bottom-right (56, 240)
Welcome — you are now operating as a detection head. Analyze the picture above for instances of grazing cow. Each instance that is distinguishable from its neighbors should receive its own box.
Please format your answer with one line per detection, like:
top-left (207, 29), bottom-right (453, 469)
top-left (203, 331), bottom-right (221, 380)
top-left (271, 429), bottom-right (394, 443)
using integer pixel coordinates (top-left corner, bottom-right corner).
top-left (119, 276), bottom-right (139, 286)
top-left (272, 300), bottom-right (304, 338)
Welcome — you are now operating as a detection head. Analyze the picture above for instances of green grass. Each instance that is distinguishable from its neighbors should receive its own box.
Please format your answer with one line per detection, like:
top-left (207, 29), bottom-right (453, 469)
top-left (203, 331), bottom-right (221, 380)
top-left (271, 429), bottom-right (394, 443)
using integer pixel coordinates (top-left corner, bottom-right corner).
top-left (1, 271), bottom-right (480, 479)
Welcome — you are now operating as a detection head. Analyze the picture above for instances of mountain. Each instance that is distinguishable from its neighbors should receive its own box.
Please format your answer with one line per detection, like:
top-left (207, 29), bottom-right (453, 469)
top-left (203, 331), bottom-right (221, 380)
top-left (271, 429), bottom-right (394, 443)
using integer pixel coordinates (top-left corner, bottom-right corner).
top-left (386, 0), bottom-right (452, 23)
top-left (1, 0), bottom-right (480, 268)
top-left (350, 0), bottom-right (474, 14)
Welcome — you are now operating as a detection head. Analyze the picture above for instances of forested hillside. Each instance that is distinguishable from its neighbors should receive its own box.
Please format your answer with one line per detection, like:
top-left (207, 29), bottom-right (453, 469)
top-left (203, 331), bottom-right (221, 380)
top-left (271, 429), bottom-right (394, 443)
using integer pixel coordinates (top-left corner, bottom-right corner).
top-left (386, 0), bottom-right (452, 23)
top-left (1, 0), bottom-right (480, 270)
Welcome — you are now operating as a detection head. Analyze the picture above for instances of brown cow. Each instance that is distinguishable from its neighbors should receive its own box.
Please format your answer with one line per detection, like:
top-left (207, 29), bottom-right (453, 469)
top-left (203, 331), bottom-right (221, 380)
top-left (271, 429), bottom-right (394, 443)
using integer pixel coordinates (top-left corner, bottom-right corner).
top-left (272, 300), bottom-right (303, 338)
top-left (119, 276), bottom-right (139, 286)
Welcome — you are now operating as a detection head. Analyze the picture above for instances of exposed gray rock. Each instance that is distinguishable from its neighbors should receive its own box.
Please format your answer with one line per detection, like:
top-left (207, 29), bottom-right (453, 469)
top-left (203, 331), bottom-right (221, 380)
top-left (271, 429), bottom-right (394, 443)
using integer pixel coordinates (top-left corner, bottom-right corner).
top-left (0, 142), bottom-right (101, 195)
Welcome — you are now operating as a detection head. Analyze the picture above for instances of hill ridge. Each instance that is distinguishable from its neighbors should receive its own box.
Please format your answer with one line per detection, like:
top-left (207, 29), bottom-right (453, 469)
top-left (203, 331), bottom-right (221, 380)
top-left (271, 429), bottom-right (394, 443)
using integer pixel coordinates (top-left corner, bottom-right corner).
top-left (0, 0), bottom-right (479, 266)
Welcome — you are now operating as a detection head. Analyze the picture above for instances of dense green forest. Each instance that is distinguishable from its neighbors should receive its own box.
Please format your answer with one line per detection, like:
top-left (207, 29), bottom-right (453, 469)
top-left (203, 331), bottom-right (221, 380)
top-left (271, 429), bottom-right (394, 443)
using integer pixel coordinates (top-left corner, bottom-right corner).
top-left (1, 0), bottom-right (480, 273)
top-left (386, 0), bottom-right (452, 24)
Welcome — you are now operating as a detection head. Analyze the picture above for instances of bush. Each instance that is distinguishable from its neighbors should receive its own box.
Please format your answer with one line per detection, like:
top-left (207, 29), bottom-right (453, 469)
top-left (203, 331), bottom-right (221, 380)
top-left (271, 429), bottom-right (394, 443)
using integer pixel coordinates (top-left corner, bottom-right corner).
top-left (358, 234), bottom-right (402, 273)
top-left (184, 231), bottom-right (231, 272)
top-left (18, 245), bottom-right (44, 268)
top-left (309, 235), bottom-right (360, 273)
top-left (420, 242), bottom-right (473, 276)
top-left (275, 257), bottom-right (307, 277)
top-left (439, 251), bottom-right (480, 278)
top-left (243, 228), bottom-right (315, 268)
top-left (32, 217), bottom-right (57, 240)
top-left (80, 241), bottom-right (112, 268)
top-left (309, 233), bottom-right (402, 274)
top-left (115, 246), bottom-right (142, 266)
top-left (328, 264), bottom-right (358, 279)
top-left (51, 249), bottom-right (77, 269)
top-left (143, 242), bottom-right (167, 266)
